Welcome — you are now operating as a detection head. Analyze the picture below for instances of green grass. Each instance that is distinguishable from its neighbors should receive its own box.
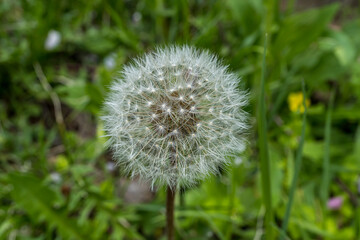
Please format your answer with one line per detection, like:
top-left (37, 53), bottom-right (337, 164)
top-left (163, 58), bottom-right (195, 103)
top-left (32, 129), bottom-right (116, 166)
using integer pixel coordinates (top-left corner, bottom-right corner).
top-left (1, 0), bottom-right (360, 239)
top-left (257, 34), bottom-right (274, 240)
top-left (320, 89), bottom-right (335, 205)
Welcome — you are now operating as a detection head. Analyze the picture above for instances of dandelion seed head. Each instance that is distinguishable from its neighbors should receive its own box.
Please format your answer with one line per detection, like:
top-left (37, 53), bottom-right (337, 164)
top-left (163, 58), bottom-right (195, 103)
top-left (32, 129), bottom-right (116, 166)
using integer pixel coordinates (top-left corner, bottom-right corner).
top-left (102, 46), bottom-right (248, 188)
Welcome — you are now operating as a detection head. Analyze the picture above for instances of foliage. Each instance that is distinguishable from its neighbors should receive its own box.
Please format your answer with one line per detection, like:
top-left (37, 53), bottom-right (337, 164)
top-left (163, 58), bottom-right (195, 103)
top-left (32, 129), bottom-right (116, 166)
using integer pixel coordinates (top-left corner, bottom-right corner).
top-left (1, 0), bottom-right (360, 239)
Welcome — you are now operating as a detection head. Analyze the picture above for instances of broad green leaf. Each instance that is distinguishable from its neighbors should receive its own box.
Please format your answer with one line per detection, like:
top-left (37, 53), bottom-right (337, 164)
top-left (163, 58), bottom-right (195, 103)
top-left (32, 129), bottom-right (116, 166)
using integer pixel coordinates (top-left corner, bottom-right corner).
top-left (319, 31), bottom-right (356, 66)
top-left (274, 4), bottom-right (339, 60)
top-left (226, 0), bottom-right (263, 35)
top-left (8, 173), bottom-right (86, 239)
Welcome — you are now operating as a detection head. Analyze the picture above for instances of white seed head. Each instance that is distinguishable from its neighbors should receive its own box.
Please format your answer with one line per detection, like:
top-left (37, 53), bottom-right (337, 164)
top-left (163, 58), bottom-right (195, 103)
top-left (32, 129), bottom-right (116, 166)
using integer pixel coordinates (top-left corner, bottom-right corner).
top-left (102, 46), bottom-right (248, 189)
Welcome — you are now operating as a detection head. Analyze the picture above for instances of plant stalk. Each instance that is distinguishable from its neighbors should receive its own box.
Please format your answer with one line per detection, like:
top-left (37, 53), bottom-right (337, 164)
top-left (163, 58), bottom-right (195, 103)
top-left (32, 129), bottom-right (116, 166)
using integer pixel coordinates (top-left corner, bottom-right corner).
top-left (166, 185), bottom-right (176, 240)
top-left (279, 80), bottom-right (307, 240)
top-left (258, 34), bottom-right (274, 239)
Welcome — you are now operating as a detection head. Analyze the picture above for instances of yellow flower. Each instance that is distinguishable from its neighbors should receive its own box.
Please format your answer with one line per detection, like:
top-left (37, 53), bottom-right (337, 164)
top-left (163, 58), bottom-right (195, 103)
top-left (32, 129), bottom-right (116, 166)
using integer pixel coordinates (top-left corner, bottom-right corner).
top-left (288, 92), bottom-right (310, 113)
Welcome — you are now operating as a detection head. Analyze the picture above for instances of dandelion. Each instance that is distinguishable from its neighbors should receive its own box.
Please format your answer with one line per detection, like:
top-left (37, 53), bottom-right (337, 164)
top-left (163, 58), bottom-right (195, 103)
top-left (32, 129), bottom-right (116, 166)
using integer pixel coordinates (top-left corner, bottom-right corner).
top-left (288, 92), bottom-right (310, 113)
top-left (103, 45), bottom-right (248, 188)
top-left (102, 46), bottom-right (248, 239)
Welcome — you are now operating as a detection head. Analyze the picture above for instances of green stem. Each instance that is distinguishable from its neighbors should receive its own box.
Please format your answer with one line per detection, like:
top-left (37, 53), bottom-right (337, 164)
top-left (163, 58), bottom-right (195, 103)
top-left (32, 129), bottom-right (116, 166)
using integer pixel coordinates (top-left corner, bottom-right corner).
top-left (258, 34), bottom-right (274, 240)
top-left (320, 90), bottom-right (335, 205)
top-left (279, 80), bottom-right (307, 239)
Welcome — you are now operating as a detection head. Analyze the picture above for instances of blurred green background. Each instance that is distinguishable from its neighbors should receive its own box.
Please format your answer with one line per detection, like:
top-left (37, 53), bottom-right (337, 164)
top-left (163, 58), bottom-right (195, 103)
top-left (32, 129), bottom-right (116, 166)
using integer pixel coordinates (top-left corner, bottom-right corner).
top-left (1, 0), bottom-right (360, 239)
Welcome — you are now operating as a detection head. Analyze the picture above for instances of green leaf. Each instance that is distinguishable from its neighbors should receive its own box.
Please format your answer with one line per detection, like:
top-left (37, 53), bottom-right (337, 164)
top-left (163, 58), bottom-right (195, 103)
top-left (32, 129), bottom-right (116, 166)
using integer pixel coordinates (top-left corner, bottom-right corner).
top-left (8, 173), bottom-right (86, 239)
top-left (303, 140), bottom-right (324, 161)
top-left (55, 80), bottom-right (89, 111)
top-left (320, 90), bottom-right (335, 205)
top-left (257, 35), bottom-right (274, 239)
top-left (274, 4), bottom-right (339, 60)
top-left (226, 0), bottom-right (263, 35)
top-left (319, 31), bottom-right (356, 66)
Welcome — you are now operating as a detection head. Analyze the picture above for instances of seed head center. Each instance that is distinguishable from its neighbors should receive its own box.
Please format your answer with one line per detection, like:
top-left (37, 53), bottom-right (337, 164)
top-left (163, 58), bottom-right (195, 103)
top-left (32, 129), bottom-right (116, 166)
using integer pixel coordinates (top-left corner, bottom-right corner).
top-left (150, 90), bottom-right (198, 137)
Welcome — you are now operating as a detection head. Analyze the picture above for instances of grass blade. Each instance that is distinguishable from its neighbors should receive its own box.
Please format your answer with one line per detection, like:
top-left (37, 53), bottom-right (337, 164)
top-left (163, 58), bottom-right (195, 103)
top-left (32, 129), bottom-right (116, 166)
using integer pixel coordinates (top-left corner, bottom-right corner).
top-left (257, 34), bottom-right (273, 240)
top-left (320, 90), bottom-right (335, 205)
top-left (279, 80), bottom-right (307, 240)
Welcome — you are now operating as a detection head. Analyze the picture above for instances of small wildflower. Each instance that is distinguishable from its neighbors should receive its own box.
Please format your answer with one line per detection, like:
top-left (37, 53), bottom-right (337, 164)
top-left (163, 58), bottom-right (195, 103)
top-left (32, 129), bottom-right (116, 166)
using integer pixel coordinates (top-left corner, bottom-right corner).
top-left (44, 30), bottom-right (61, 50)
top-left (50, 172), bottom-right (62, 183)
top-left (288, 92), bottom-right (310, 113)
top-left (102, 46), bottom-right (248, 188)
top-left (104, 54), bottom-right (116, 69)
top-left (327, 196), bottom-right (343, 210)
top-left (132, 12), bottom-right (142, 23)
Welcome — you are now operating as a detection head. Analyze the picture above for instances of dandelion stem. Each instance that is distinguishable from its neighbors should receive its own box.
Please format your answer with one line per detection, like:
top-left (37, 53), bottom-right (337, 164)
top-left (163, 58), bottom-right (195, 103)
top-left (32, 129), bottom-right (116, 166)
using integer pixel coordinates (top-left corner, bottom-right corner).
top-left (166, 185), bottom-right (176, 240)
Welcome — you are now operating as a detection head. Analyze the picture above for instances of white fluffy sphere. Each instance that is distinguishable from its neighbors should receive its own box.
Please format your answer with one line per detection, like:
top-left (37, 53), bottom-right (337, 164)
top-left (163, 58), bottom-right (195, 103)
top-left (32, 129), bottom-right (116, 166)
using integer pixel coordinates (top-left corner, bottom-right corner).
top-left (102, 46), bottom-right (248, 188)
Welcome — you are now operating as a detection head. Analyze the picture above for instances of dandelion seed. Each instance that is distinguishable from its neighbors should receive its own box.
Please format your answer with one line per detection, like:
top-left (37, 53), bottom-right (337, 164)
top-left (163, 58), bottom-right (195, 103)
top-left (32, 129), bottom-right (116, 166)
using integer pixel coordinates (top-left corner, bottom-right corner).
top-left (102, 46), bottom-right (248, 189)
